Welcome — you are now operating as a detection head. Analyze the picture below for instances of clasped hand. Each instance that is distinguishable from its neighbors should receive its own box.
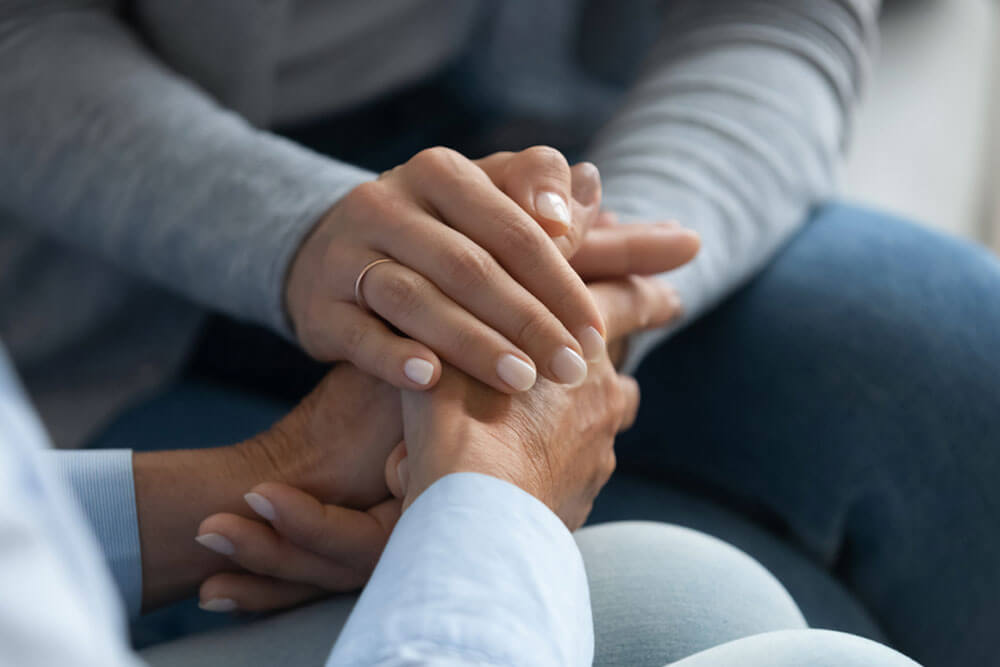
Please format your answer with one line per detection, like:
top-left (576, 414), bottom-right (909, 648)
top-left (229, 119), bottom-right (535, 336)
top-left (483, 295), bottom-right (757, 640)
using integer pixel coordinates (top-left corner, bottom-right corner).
top-left (193, 147), bottom-right (699, 613)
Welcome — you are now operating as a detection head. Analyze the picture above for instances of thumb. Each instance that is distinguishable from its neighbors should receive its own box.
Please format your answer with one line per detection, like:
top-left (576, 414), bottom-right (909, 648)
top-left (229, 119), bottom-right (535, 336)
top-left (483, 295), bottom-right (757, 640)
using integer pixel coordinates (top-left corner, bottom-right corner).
top-left (384, 441), bottom-right (409, 499)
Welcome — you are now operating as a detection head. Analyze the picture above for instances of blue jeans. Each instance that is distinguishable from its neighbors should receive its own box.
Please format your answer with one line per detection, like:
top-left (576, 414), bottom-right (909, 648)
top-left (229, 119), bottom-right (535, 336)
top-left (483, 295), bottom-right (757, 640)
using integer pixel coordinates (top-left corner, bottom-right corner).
top-left (592, 202), bottom-right (1000, 666)
top-left (95, 203), bottom-right (999, 665)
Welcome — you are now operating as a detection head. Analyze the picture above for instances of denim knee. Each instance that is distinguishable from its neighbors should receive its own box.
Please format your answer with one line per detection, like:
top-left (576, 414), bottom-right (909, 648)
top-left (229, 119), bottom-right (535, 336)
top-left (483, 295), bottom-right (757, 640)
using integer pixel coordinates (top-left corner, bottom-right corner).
top-left (576, 521), bottom-right (806, 667)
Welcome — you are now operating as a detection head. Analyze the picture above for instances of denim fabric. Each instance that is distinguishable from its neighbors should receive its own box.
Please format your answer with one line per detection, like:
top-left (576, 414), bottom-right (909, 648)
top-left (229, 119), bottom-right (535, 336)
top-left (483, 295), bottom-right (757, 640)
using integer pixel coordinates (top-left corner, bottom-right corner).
top-left (609, 202), bottom-right (1000, 666)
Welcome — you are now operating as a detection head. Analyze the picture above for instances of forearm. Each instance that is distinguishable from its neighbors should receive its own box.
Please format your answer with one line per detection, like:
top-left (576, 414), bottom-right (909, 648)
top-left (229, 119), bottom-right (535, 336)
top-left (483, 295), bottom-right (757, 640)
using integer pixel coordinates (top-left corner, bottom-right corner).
top-left (132, 441), bottom-right (281, 610)
top-left (588, 0), bottom-right (879, 365)
top-left (0, 2), bottom-right (373, 335)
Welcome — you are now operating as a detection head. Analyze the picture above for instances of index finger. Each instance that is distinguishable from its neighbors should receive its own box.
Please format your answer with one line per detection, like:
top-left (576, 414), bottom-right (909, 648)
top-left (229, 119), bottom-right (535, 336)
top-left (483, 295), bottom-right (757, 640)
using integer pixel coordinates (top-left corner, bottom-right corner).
top-left (589, 277), bottom-right (682, 341)
top-left (406, 150), bottom-right (608, 343)
top-left (571, 223), bottom-right (701, 280)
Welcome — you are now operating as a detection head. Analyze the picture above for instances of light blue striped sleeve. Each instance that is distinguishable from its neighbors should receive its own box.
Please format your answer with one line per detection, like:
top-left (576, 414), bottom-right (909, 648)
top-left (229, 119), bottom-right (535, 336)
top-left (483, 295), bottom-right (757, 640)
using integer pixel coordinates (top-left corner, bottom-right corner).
top-left (40, 449), bottom-right (143, 618)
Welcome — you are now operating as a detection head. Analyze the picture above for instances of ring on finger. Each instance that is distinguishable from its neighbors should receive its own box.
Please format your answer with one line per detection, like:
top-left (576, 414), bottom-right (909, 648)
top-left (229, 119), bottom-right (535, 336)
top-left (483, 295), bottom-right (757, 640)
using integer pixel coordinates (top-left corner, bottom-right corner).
top-left (354, 258), bottom-right (397, 313)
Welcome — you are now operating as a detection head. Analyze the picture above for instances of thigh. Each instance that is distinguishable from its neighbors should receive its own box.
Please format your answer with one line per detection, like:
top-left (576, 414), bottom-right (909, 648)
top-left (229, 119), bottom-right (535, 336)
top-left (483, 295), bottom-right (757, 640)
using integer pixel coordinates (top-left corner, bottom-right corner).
top-left (141, 596), bottom-right (357, 667)
top-left (618, 203), bottom-right (1000, 666)
top-left (576, 521), bottom-right (806, 667)
top-left (666, 630), bottom-right (920, 667)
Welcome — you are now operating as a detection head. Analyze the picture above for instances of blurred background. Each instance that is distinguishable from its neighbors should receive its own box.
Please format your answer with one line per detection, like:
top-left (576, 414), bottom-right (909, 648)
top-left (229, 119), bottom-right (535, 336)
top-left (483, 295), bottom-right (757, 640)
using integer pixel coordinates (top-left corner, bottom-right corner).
top-left (844, 0), bottom-right (999, 251)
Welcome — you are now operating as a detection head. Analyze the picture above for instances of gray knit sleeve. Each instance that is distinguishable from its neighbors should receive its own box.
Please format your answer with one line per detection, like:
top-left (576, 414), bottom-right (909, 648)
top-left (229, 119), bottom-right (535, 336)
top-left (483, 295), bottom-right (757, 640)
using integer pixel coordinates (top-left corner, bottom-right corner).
top-left (0, 1), bottom-right (374, 336)
top-left (585, 1), bottom-right (880, 367)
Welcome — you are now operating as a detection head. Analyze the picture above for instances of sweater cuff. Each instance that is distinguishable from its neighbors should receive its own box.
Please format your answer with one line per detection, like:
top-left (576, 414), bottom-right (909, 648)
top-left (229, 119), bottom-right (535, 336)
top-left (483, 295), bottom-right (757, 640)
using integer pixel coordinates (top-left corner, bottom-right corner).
top-left (41, 449), bottom-right (142, 618)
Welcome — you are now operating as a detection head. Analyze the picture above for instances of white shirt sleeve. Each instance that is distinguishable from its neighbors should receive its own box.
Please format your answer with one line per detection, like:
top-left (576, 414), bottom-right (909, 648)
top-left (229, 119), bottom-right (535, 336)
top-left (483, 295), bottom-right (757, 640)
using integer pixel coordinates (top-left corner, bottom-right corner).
top-left (328, 472), bottom-right (594, 666)
top-left (0, 348), bottom-right (143, 667)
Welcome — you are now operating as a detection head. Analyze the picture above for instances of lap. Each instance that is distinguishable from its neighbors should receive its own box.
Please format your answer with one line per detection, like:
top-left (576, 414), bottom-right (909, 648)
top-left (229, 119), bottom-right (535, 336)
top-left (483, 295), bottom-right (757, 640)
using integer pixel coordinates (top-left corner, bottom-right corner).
top-left (142, 521), bottom-right (809, 667)
top-left (619, 202), bottom-right (1000, 665)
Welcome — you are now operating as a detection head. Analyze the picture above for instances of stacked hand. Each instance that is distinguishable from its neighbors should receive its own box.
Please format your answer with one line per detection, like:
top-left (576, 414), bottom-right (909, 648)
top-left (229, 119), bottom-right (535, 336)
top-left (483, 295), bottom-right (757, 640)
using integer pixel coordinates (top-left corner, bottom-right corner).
top-left (286, 146), bottom-right (697, 391)
top-left (181, 146), bottom-right (699, 613)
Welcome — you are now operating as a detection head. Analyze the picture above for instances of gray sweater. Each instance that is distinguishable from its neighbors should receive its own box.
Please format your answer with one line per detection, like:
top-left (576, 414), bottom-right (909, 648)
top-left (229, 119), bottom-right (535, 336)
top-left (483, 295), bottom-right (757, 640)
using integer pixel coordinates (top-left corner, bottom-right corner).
top-left (0, 0), bottom-right (879, 447)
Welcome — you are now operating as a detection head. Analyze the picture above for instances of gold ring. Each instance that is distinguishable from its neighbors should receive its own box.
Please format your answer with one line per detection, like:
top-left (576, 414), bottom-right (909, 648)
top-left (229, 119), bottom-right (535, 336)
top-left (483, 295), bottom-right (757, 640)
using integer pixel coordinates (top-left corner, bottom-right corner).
top-left (354, 258), bottom-right (396, 312)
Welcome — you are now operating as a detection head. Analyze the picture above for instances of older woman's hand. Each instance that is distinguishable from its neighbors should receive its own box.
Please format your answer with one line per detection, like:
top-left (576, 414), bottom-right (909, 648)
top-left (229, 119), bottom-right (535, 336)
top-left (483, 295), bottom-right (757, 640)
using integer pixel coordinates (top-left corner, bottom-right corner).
top-left (194, 275), bottom-right (680, 612)
top-left (285, 147), bottom-right (698, 394)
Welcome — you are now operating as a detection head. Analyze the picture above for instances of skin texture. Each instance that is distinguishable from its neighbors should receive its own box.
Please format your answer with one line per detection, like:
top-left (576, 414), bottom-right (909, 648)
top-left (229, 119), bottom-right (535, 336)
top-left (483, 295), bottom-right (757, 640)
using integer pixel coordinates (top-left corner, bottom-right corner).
top-left (133, 160), bottom-right (699, 612)
top-left (285, 147), bottom-right (698, 393)
top-left (195, 275), bottom-right (687, 612)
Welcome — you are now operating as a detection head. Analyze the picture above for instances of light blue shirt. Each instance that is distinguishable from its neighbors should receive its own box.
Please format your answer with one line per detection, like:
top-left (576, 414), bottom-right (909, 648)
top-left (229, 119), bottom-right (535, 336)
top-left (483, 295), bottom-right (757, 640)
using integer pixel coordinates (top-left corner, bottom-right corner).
top-left (0, 347), bottom-right (593, 666)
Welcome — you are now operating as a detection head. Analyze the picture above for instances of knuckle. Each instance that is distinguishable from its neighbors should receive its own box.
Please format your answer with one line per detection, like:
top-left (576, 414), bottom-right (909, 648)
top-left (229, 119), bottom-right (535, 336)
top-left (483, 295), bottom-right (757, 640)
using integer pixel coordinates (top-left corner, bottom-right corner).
top-left (339, 318), bottom-right (369, 355)
top-left (514, 303), bottom-right (557, 348)
top-left (378, 271), bottom-right (424, 315)
top-left (341, 180), bottom-right (385, 217)
top-left (444, 244), bottom-right (494, 290)
top-left (449, 323), bottom-right (483, 359)
top-left (523, 145), bottom-right (569, 174)
top-left (500, 216), bottom-right (544, 258)
top-left (411, 146), bottom-right (467, 177)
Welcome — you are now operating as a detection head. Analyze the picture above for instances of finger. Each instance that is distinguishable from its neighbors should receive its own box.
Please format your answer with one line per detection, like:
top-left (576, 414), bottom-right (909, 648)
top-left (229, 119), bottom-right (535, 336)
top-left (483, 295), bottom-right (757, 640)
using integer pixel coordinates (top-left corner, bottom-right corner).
top-left (402, 147), bottom-right (608, 351)
top-left (197, 512), bottom-right (372, 590)
top-left (570, 223), bottom-right (701, 280)
top-left (302, 297), bottom-right (442, 390)
top-left (243, 483), bottom-right (398, 570)
top-left (367, 218), bottom-right (598, 376)
top-left (199, 573), bottom-right (325, 613)
top-left (616, 374), bottom-right (641, 431)
top-left (384, 441), bottom-right (408, 499)
top-left (552, 161), bottom-right (603, 259)
top-left (360, 259), bottom-right (555, 392)
top-left (593, 209), bottom-right (618, 229)
top-left (476, 147), bottom-right (573, 237)
top-left (589, 277), bottom-right (682, 341)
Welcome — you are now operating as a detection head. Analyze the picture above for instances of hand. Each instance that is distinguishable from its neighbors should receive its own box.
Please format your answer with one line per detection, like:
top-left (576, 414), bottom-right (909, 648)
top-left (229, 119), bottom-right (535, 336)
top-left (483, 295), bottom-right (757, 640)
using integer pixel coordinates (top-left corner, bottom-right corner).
top-left (133, 363), bottom-right (403, 609)
top-left (390, 276), bottom-right (675, 529)
top-left (194, 275), bottom-right (682, 612)
top-left (285, 147), bottom-right (698, 394)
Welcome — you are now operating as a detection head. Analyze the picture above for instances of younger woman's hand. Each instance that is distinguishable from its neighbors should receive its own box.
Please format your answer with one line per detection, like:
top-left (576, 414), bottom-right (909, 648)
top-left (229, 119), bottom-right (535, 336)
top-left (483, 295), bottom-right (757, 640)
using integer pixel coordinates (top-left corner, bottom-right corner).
top-left (286, 146), bottom-right (604, 395)
top-left (285, 147), bottom-right (699, 395)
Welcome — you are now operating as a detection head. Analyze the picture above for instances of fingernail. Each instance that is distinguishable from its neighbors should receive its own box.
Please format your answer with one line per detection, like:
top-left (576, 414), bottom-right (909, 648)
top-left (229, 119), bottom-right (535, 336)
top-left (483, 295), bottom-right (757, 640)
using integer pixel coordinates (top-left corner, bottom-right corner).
top-left (244, 492), bottom-right (277, 521)
top-left (403, 357), bottom-right (435, 386)
top-left (396, 458), bottom-right (410, 495)
top-left (577, 326), bottom-right (605, 362)
top-left (572, 162), bottom-right (601, 205)
top-left (195, 533), bottom-right (235, 556)
top-left (535, 191), bottom-right (571, 231)
top-left (199, 598), bottom-right (238, 613)
top-left (497, 354), bottom-right (537, 391)
top-left (550, 347), bottom-right (588, 386)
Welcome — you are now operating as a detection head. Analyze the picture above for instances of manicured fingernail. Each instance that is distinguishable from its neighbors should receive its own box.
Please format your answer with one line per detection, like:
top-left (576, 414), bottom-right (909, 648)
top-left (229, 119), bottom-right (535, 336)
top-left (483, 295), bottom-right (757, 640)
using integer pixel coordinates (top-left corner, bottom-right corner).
top-left (497, 354), bottom-right (537, 391)
top-left (535, 191), bottom-right (571, 231)
top-left (572, 162), bottom-right (601, 205)
top-left (244, 492), bottom-right (277, 521)
top-left (577, 326), bottom-right (605, 362)
top-left (199, 598), bottom-right (238, 613)
top-left (195, 533), bottom-right (235, 556)
top-left (403, 357), bottom-right (435, 386)
top-left (550, 347), bottom-right (588, 386)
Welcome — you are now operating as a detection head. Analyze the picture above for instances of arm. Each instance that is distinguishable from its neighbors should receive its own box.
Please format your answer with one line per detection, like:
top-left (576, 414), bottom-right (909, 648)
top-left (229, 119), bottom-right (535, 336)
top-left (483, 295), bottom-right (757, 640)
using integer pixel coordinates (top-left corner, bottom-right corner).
top-left (328, 474), bottom-right (591, 666)
top-left (0, 0), bottom-right (372, 334)
top-left (0, 348), bottom-right (142, 667)
top-left (587, 0), bottom-right (880, 366)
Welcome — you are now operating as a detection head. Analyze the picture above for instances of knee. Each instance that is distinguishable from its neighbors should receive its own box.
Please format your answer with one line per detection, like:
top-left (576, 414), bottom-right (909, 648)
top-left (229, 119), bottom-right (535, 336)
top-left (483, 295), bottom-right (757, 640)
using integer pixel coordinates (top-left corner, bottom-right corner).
top-left (576, 521), bottom-right (805, 666)
top-left (671, 630), bottom-right (920, 667)
top-left (756, 203), bottom-right (1000, 370)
